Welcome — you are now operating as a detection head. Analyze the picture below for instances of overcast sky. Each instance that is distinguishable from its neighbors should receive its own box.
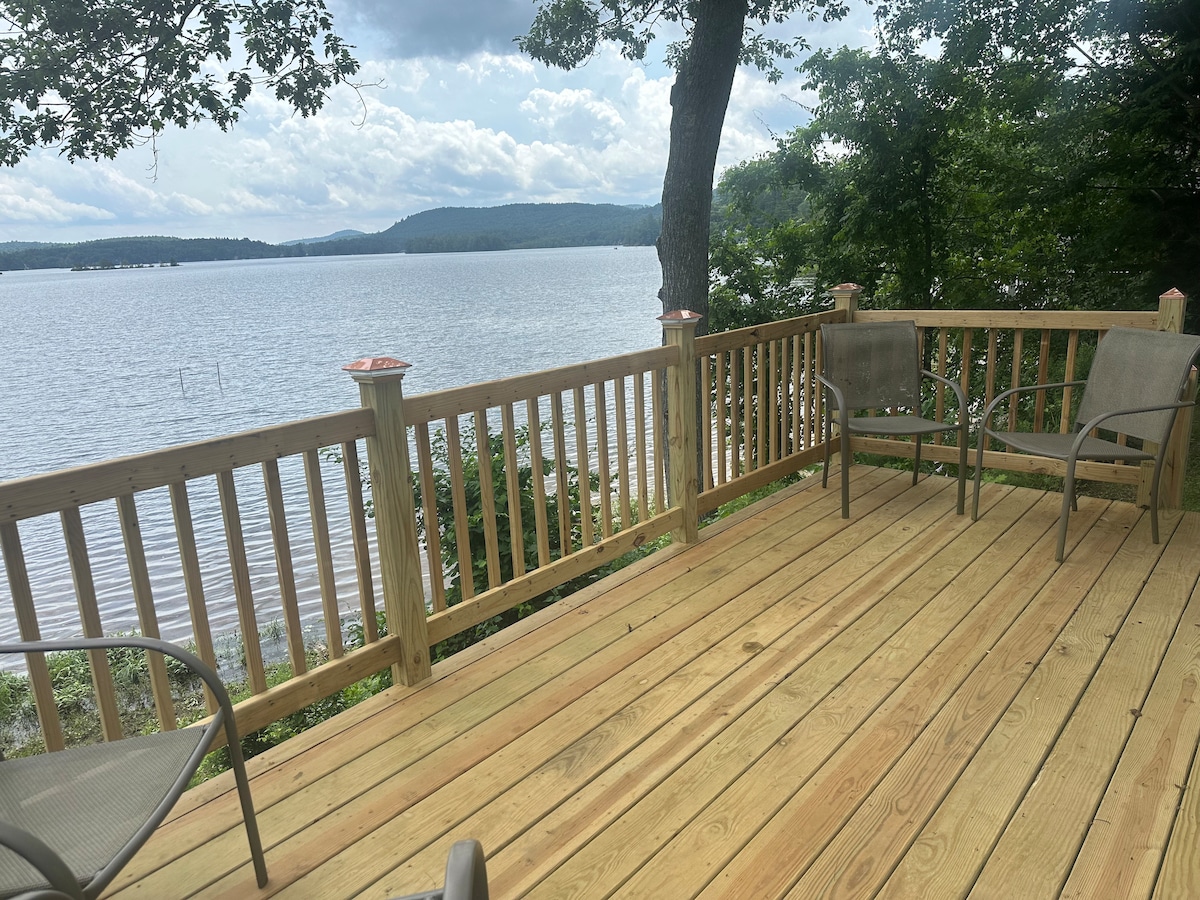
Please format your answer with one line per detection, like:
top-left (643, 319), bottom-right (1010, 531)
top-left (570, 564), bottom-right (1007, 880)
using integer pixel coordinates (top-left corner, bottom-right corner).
top-left (0, 0), bottom-right (876, 245)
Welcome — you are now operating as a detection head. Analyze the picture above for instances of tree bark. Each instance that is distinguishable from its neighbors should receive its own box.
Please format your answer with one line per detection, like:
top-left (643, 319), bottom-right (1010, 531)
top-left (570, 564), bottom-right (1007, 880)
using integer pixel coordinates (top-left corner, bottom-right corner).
top-left (657, 0), bottom-right (749, 337)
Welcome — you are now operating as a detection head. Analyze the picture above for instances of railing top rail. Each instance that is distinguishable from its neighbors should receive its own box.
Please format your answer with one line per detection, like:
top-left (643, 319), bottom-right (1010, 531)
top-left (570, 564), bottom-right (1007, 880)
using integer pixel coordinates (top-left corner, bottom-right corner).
top-left (695, 310), bottom-right (843, 356)
top-left (0, 408), bottom-right (374, 524)
top-left (403, 345), bottom-right (676, 425)
top-left (854, 309), bottom-right (1162, 330)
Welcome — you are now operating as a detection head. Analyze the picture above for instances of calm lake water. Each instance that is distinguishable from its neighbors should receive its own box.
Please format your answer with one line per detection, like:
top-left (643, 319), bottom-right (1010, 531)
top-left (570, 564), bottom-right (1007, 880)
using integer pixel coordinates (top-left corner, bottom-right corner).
top-left (0, 247), bottom-right (664, 650)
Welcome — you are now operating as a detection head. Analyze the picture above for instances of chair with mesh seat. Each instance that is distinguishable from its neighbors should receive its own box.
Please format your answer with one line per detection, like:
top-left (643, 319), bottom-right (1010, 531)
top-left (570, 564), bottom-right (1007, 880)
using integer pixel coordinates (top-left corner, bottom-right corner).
top-left (818, 320), bottom-right (969, 518)
top-left (973, 325), bottom-right (1200, 562)
top-left (0, 636), bottom-right (267, 900)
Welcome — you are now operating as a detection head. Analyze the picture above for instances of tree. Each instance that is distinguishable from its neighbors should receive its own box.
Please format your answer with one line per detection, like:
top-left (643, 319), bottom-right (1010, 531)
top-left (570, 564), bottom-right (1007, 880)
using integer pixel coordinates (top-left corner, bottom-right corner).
top-left (0, 0), bottom-right (359, 166)
top-left (518, 0), bottom-right (850, 332)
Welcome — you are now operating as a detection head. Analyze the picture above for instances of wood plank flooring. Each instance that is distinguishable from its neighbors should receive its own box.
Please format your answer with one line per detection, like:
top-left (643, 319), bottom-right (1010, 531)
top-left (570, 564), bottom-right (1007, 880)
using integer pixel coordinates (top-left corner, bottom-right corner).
top-left (106, 466), bottom-right (1200, 899)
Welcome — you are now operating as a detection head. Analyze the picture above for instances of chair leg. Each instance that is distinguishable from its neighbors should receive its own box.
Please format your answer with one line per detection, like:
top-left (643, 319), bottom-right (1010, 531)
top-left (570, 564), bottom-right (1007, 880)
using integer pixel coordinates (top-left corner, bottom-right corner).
top-left (956, 427), bottom-right (967, 515)
top-left (840, 427), bottom-right (852, 518)
top-left (822, 417), bottom-right (831, 488)
top-left (972, 435), bottom-right (986, 521)
top-left (912, 436), bottom-right (922, 486)
top-left (224, 716), bottom-right (269, 888)
top-left (1057, 460), bottom-right (1078, 563)
top-left (1150, 461), bottom-right (1163, 544)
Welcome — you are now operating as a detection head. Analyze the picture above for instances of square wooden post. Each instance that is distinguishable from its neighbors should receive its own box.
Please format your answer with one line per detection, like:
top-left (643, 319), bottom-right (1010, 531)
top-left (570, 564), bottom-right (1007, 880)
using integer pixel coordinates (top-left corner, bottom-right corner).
top-left (344, 357), bottom-right (431, 686)
top-left (829, 282), bottom-right (863, 323)
top-left (1139, 288), bottom-right (1193, 508)
top-left (659, 310), bottom-right (703, 544)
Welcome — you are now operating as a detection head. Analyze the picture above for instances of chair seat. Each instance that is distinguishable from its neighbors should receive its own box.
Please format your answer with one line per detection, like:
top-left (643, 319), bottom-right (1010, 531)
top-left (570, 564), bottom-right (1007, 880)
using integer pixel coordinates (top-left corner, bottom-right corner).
top-left (986, 430), bottom-right (1152, 463)
top-left (844, 415), bottom-right (960, 438)
top-left (0, 728), bottom-right (206, 898)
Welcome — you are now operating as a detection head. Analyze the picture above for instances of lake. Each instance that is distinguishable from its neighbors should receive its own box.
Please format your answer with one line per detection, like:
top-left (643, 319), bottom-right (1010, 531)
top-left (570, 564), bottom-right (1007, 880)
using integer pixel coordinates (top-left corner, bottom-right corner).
top-left (0, 247), bottom-right (664, 648)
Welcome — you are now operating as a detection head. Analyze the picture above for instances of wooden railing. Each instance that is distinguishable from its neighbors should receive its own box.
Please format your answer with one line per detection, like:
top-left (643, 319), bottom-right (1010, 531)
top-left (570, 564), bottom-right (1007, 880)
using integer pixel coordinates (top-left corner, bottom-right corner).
top-left (1, 290), bottom-right (1191, 753)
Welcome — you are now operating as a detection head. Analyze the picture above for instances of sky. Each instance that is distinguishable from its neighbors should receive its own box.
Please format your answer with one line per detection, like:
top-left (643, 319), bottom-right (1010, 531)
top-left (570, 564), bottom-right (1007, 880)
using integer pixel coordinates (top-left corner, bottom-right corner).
top-left (0, 0), bottom-right (877, 246)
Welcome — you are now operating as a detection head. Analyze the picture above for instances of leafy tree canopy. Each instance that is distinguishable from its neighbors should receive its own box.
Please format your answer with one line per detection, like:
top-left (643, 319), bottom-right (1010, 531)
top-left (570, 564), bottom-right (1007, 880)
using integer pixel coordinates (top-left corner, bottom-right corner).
top-left (0, 0), bottom-right (359, 166)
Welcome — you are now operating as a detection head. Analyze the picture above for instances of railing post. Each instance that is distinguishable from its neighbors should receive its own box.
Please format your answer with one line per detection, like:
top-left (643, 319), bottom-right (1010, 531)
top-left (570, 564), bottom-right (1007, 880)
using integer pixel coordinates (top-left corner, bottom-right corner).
top-left (829, 283), bottom-right (863, 322)
top-left (659, 310), bottom-right (703, 544)
top-left (1140, 288), bottom-right (1193, 508)
top-left (344, 356), bottom-right (431, 686)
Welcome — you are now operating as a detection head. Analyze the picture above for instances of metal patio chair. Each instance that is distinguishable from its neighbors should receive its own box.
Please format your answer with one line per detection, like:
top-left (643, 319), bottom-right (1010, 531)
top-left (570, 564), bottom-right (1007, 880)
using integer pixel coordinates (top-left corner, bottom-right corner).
top-left (0, 636), bottom-right (267, 900)
top-left (972, 325), bottom-right (1200, 562)
top-left (819, 320), bottom-right (969, 518)
top-left (392, 840), bottom-right (488, 900)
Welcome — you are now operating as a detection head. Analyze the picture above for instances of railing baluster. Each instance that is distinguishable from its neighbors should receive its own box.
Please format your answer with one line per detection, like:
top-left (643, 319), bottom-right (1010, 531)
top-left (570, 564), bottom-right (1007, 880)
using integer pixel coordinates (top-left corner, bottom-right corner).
top-left (444, 416), bottom-right (475, 600)
top-left (700, 357), bottom-right (714, 491)
top-left (759, 341), bottom-right (770, 465)
top-left (803, 332), bottom-right (814, 450)
top-left (1034, 329), bottom-right (1052, 432)
top-left (776, 338), bottom-right (787, 462)
top-left (262, 459), bottom-right (306, 676)
top-left (116, 493), bottom-right (176, 728)
top-left (633, 375), bottom-right (650, 520)
top-left (594, 382), bottom-right (613, 539)
top-left (1, 521), bottom-right (65, 751)
top-left (413, 425), bottom-right (446, 613)
top-left (216, 470), bottom-right (267, 694)
top-left (551, 392), bottom-right (572, 553)
top-left (474, 410), bottom-right (502, 589)
top-left (1061, 331), bottom-right (1080, 434)
top-left (743, 345), bottom-right (754, 473)
top-left (934, 329), bottom-right (949, 444)
top-left (341, 440), bottom-right (378, 642)
top-left (573, 387), bottom-right (593, 547)
top-left (1008, 329), bottom-right (1025, 441)
top-left (716, 352), bottom-right (728, 486)
top-left (60, 507), bottom-right (123, 741)
top-left (652, 369), bottom-right (665, 513)
top-left (730, 350), bottom-right (741, 478)
top-left (169, 482), bottom-right (219, 711)
top-left (501, 403), bottom-right (526, 578)
top-left (302, 449), bottom-right (344, 656)
top-left (614, 377), bottom-right (633, 526)
top-left (526, 398), bottom-right (552, 567)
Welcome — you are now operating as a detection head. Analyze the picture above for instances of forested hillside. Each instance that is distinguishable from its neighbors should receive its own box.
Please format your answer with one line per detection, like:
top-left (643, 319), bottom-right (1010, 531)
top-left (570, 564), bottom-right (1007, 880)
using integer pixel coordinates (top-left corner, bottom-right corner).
top-left (0, 203), bottom-right (661, 271)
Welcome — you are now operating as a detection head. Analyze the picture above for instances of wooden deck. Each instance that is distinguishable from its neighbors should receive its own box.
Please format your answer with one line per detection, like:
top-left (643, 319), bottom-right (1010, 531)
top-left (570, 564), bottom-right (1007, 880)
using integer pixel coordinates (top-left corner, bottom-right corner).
top-left (106, 465), bottom-right (1200, 899)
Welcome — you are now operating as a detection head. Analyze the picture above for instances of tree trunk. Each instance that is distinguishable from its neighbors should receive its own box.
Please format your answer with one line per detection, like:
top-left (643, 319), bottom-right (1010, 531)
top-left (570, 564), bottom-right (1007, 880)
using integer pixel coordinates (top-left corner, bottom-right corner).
top-left (657, 0), bottom-right (748, 336)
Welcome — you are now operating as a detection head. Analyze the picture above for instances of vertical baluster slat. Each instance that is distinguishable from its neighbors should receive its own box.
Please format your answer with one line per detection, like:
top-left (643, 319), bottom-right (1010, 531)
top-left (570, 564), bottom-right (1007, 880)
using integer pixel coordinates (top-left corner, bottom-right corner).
top-left (984, 331), bottom-right (998, 452)
top-left (169, 482), bottom-right (219, 711)
top-left (526, 398), bottom-right (552, 567)
top-left (1, 521), bottom-right (65, 750)
top-left (444, 416), bottom-right (475, 600)
top-left (766, 341), bottom-right (777, 464)
top-left (777, 338), bottom-right (789, 460)
top-left (341, 440), bottom-right (378, 642)
top-left (302, 450), bottom-right (344, 655)
top-left (474, 410), bottom-right (502, 588)
top-left (614, 377), bottom-right (633, 527)
top-left (633, 375), bottom-right (650, 521)
top-left (934, 329), bottom-right (949, 444)
top-left (573, 387), bottom-right (594, 547)
top-left (414, 424), bottom-right (447, 613)
top-left (1034, 329), bottom-right (1052, 432)
top-left (115, 493), bottom-right (175, 729)
top-left (743, 345), bottom-right (754, 473)
top-left (652, 370), bottom-right (665, 513)
top-left (501, 404), bottom-right (526, 579)
top-left (729, 350), bottom-right (741, 478)
top-left (802, 333), bottom-right (813, 449)
top-left (60, 507), bottom-right (123, 741)
top-left (716, 352), bottom-right (728, 486)
top-left (1008, 329), bottom-right (1025, 440)
top-left (1061, 330), bottom-right (1080, 434)
top-left (700, 357), bottom-right (713, 490)
top-left (262, 460), bottom-right (306, 675)
top-left (551, 392), bottom-right (572, 553)
top-left (216, 470), bottom-right (267, 694)
top-left (594, 382), bottom-right (613, 539)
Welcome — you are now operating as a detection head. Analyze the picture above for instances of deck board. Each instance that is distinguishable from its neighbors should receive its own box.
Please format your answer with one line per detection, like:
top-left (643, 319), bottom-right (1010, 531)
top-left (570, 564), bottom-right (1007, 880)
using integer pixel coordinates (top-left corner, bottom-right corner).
top-left (106, 466), bottom-right (1200, 899)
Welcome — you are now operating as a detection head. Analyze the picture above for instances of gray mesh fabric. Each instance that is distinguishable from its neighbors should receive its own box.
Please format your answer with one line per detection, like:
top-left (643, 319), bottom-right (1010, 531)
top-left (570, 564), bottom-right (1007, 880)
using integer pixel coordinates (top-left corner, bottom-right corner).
top-left (820, 321), bottom-right (922, 411)
top-left (1076, 327), bottom-right (1200, 442)
top-left (0, 728), bottom-right (205, 898)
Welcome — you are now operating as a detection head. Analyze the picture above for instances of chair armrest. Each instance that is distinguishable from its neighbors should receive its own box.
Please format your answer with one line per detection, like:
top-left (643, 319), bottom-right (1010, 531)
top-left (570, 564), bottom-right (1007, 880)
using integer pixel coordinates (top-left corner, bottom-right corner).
top-left (0, 821), bottom-right (86, 900)
top-left (815, 373), bottom-right (849, 423)
top-left (1069, 400), bottom-right (1197, 459)
top-left (977, 380), bottom-right (1088, 432)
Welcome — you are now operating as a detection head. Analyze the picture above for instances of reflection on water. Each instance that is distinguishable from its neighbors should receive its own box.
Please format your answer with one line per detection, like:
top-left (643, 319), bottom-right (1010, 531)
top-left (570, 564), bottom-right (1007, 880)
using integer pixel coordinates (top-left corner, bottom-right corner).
top-left (0, 248), bottom-right (663, 650)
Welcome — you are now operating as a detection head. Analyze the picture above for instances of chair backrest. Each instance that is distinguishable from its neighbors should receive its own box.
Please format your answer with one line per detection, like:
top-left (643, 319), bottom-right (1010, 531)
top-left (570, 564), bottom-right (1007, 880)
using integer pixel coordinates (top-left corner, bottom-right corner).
top-left (820, 321), bottom-right (922, 410)
top-left (1076, 326), bottom-right (1200, 443)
